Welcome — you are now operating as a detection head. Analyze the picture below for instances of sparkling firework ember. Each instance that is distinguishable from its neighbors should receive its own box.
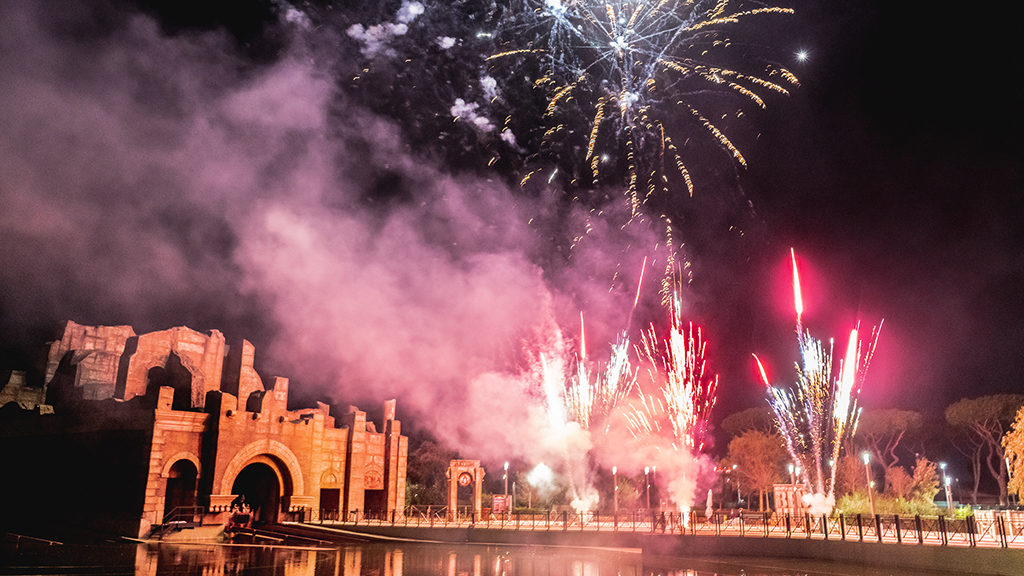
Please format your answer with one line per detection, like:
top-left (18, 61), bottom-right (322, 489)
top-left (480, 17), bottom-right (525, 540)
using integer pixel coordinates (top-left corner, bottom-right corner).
top-left (755, 249), bottom-right (882, 514)
top-left (623, 291), bottom-right (718, 522)
top-left (488, 0), bottom-right (798, 211)
top-left (565, 329), bottom-right (638, 431)
top-left (534, 315), bottom-right (637, 513)
top-left (564, 261), bottom-right (645, 431)
top-left (630, 292), bottom-right (718, 452)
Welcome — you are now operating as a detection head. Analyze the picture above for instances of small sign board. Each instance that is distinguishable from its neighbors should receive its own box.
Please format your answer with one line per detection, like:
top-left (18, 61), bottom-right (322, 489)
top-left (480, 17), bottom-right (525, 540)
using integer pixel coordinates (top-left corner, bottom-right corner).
top-left (492, 495), bottom-right (507, 512)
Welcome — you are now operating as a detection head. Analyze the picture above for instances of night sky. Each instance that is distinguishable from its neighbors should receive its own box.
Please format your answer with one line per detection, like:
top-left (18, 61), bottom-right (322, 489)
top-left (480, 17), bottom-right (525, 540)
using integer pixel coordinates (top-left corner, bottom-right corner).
top-left (1, 0), bottom-right (1021, 461)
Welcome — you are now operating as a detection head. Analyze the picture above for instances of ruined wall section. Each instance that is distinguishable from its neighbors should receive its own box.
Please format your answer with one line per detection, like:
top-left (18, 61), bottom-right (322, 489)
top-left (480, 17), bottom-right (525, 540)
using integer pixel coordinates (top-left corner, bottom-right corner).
top-left (45, 320), bottom-right (135, 401)
top-left (118, 327), bottom-right (225, 409)
top-left (0, 370), bottom-right (47, 411)
top-left (220, 339), bottom-right (265, 410)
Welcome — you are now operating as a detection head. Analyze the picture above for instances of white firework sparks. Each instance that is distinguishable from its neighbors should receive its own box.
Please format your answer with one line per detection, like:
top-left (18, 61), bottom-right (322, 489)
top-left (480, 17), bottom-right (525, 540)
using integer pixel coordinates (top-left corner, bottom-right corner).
top-left (488, 0), bottom-right (797, 207)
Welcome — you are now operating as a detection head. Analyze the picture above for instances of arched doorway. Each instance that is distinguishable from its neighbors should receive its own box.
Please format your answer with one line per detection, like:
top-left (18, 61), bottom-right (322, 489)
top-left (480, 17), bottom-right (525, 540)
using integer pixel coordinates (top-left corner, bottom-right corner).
top-left (231, 462), bottom-right (281, 524)
top-left (163, 459), bottom-right (198, 519)
top-left (447, 460), bottom-right (485, 521)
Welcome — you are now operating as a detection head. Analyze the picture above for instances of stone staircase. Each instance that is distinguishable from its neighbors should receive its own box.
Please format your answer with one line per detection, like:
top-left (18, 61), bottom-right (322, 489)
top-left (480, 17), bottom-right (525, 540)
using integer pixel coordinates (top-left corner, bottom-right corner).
top-left (159, 524), bottom-right (226, 542)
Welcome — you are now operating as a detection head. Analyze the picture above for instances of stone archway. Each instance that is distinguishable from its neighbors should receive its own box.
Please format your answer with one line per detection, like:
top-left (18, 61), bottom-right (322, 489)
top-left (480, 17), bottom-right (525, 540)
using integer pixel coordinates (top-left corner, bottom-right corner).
top-left (219, 440), bottom-right (305, 496)
top-left (232, 461), bottom-right (282, 524)
top-left (446, 460), bottom-right (485, 522)
top-left (162, 458), bottom-right (199, 519)
top-left (214, 440), bottom-right (304, 524)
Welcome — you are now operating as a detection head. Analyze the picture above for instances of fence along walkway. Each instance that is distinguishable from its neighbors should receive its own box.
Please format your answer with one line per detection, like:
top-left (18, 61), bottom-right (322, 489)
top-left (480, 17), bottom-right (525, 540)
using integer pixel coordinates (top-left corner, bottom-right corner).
top-left (316, 507), bottom-right (1024, 549)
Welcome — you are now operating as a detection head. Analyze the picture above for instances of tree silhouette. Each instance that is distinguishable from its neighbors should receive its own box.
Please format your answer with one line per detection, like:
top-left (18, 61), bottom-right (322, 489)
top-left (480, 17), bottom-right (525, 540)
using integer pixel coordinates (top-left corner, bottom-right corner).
top-left (856, 409), bottom-right (923, 494)
top-left (945, 394), bottom-right (1024, 506)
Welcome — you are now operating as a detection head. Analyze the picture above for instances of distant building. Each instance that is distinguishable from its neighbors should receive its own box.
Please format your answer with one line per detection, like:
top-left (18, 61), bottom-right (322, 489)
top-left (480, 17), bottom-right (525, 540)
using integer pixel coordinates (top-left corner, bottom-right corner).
top-left (0, 321), bottom-right (407, 538)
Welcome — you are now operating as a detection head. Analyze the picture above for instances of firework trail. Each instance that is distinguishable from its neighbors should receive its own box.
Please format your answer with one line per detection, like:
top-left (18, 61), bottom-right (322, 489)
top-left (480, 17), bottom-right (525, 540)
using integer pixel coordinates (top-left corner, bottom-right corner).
top-left (755, 249), bottom-right (882, 514)
top-left (488, 0), bottom-right (798, 210)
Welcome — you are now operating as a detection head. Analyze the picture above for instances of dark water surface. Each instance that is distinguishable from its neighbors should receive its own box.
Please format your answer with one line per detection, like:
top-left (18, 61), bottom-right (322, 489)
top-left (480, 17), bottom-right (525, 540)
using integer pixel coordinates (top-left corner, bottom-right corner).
top-left (0, 541), bottom-right (962, 576)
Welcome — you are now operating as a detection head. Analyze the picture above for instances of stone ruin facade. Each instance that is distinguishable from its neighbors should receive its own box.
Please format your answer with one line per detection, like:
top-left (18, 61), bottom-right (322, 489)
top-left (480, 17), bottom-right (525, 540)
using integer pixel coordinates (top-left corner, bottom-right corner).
top-left (0, 321), bottom-right (408, 538)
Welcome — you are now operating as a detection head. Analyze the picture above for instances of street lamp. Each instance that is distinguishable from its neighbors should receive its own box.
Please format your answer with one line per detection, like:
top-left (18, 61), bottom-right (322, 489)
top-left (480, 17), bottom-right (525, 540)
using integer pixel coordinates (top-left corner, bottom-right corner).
top-left (788, 463), bottom-right (795, 485)
top-left (652, 466), bottom-right (657, 509)
top-left (940, 462), bottom-right (954, 512)
top-left (644, 466), bottom-right (651, 510)
top-left (862, 451), bottom-right (876, 516)
top-left (612, 466), bottom-right (618, 514)
top-left (503, 461), bottom-right (509, 519)
top-left (1006, 457), bottom-right (1016, 507)
top-left (735, 466), bottom-right (743, 508)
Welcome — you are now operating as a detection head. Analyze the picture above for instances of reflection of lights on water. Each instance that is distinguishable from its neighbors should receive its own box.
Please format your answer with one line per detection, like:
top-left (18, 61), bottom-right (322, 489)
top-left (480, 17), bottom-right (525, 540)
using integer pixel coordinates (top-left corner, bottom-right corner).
top-left (570, 560), bottom-right (600, 576)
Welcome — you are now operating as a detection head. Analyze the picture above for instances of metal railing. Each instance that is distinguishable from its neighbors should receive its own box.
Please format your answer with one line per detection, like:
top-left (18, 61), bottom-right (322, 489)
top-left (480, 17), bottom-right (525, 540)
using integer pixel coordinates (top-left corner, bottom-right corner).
top-left (309, 508), bottom-right (1024, 549)
top-left (161, 505), bottom-right (204, 527)
top-left (150, 505), bottom-right (204, 538)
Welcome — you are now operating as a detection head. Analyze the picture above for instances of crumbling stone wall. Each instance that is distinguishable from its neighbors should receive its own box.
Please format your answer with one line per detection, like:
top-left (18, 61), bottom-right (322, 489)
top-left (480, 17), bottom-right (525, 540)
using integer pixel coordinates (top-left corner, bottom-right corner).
top-left (1, 321), bottom-right (409, 538)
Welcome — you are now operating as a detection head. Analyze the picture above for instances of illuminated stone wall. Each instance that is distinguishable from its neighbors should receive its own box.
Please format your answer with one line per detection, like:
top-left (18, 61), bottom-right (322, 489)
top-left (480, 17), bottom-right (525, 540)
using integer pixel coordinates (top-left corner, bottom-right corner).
top-left (0, 321), bottom-right (408, 538)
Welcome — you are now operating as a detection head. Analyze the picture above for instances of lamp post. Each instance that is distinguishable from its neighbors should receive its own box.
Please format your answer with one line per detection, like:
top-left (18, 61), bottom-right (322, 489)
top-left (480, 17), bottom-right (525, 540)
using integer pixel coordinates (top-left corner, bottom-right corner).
top-left (788, 463), bottom-right (795, 485)
top-left (612, 466), bottom-right (618, 514)
top-left (731, 464), bottom-right (738, 507)
top-left (862, 451), bottom-right (876, 516)
top-left (652, 466), bottom-right (657, 509)
top-left (1006, 457), bottom-right (1016, 507)
top-left (644, 466), bottom-right (651, 510)
top-left (940, 462), bottom-right (954, 512)
top-left (503, 461), bottom-right (509, 519)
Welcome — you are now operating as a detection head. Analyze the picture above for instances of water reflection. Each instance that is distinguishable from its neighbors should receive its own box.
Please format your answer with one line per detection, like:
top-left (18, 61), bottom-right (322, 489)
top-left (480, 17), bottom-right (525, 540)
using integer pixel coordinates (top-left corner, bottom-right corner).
top-left (132, 543), bottom-right (642, 576)
top-left (135, 544), bottom-right (334, 576)
top-left (2, 541), bottom-right (955, 576)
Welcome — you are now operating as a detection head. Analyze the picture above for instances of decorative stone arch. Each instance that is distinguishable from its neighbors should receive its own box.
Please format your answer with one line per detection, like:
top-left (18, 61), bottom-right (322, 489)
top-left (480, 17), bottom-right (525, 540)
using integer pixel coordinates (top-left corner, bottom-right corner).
top-left (159, 452), bottom-right (201, 522)
top-left (219, 439), bottom-right (305, 497)
top-left (446, 459), bottom-right (485, 521)
top-left (320, 471), bottom-right (341, 488)
top-left (161, 452), bottom-right (201, 478)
